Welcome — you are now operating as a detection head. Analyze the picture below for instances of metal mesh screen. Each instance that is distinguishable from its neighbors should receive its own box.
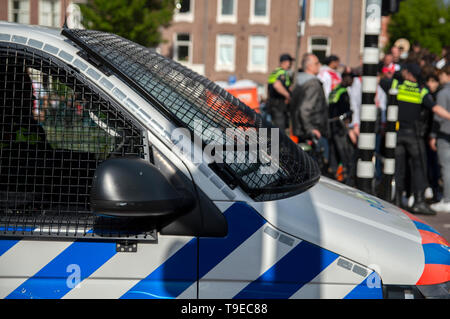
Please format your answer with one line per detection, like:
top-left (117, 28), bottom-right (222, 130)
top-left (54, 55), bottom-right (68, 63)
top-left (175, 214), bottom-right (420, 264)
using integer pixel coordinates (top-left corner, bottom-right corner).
top-left (63, 29), bottom-right (320, 201)
top-left (0, 43), bottom-right (151, 240)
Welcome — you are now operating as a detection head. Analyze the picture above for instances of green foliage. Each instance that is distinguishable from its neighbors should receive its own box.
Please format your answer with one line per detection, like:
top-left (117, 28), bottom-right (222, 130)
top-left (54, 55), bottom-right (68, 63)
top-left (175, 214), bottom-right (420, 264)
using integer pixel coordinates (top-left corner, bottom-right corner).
top-left (388, 0), bottom-right (450, 54)
top-left (79, 0), bottom-right (176, 47)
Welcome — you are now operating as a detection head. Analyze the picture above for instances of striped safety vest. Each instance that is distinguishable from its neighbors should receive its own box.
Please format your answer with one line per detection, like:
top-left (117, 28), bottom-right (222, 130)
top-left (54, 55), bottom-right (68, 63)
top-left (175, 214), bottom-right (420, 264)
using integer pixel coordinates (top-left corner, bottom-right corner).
top-left (329, 85), bottom-right (348, 105)
top-left (267, 67), bottom-right (291, 100)
top-left (392, 79), bottom-right (429, 105)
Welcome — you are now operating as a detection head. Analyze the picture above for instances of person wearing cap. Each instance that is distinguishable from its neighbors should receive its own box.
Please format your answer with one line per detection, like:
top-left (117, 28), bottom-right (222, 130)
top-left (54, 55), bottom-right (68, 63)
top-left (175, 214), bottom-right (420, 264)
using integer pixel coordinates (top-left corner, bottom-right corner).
top-left (391, 63), bottom-right (450, 215)
top-left (266, 54), bottom-right (294, 131)
top-left (318, 55), bottom-right (342, 102)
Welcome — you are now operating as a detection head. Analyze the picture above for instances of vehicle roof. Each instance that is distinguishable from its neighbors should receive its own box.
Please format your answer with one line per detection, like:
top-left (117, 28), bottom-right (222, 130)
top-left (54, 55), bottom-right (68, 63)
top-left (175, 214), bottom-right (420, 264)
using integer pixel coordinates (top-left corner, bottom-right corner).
top-left (0, 21), bottom-right (64, 38)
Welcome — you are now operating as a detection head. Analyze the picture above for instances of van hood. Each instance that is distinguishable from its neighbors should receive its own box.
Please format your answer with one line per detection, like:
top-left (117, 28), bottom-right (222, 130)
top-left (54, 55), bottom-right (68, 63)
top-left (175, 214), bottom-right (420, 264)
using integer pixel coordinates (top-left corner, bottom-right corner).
top-left (250, 177), bottom-right (450, 285)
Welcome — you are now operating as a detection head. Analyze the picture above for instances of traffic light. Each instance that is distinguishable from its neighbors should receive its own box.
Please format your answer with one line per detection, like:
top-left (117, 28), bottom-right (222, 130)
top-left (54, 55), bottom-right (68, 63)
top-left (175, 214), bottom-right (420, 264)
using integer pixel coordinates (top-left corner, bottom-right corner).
top-left (382, 0), bottom-right (402, 16)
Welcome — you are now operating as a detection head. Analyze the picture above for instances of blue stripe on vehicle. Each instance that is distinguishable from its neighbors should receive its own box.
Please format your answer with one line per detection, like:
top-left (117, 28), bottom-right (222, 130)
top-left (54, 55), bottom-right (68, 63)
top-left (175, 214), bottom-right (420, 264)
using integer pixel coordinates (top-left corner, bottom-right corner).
top-left (344, 272), bottom-right (383, 299)
top-left (6, 241), bottom-right (116, 299)
top-left (120, 238), bottom-right (198, 299)
top-left (413, 221), bottom-right (441, 236)
top-left (0, 227), bottom-right (35, 232)
top-left (199, 202), bottom-right (267, 278)
top-left (120, 203), bottom-right (266, 299)
top-left (422, 243), bottom-right (450, 266)
top-left (233, 241), bottom-right (339, 299)
top-left (0, 240), bottom-right (19, 257)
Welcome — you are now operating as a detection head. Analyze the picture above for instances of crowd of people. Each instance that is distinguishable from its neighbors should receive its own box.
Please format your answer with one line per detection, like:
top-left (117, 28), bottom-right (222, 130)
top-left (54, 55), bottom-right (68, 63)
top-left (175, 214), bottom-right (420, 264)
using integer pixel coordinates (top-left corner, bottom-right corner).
top-left (264, 44), bottom-right (450, 215)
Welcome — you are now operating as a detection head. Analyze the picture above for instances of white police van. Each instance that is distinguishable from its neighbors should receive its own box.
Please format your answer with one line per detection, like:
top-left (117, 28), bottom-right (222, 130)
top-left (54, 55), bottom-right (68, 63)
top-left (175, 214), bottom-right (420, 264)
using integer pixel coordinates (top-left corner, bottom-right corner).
top-left (0, 22), bottom-right (448, 299)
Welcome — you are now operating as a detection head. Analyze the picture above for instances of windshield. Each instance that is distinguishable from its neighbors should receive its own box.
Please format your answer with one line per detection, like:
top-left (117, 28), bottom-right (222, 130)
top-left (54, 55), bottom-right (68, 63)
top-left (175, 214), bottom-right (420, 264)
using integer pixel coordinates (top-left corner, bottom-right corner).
top-left (63, 29), bottom-right (320, 201)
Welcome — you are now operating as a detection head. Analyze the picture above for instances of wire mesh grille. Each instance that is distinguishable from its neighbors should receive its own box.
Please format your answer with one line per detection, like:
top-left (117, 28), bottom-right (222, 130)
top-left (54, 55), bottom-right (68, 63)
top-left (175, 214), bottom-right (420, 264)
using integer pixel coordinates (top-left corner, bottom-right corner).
top-left (63, 29), bottom-right (320, 201)
top-left (0, 43), bottom-right (150, 240)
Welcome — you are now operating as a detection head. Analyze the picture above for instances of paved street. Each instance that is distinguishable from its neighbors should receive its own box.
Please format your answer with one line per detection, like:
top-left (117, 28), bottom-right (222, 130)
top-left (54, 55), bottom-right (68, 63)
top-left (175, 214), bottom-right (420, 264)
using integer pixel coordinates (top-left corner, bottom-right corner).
top-left (420, 212), bottom-right (450, 242)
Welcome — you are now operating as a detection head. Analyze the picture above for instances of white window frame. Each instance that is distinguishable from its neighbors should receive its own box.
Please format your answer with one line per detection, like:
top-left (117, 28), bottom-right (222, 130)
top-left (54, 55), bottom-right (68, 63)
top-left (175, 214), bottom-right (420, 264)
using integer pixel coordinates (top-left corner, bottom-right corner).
top-left (309, 0), bottom-right (333, 27)
top-left (174, 0), bottom-right (195, 23)
top-left (217, 0), bottom-right (238, 24)
top-left (249, 0), bottom-right (270, 25)
top-left (39, 0), bottom-right (61, 27)
top-left (308, 36), bottom-right (331, 59)
top-left (8, 0), bottom-right (30, 24)
top-left (247, 35), bottom-right (268, 73)
top-left (173, 33), bottom-right (193, 65)
top-left (215, 34), bottom-right (236, 72)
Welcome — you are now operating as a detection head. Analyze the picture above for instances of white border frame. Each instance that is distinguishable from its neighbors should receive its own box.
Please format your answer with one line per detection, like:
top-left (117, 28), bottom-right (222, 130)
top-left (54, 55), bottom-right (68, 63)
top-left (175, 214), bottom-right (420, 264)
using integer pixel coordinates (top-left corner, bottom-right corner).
top-left (307, 36), bottom-right (331, 57)
top-left (247, 35), bottom-right (268, 73)
top-left (38, 0), bottom-right (61, 27)
top-left (309, 0), bottom-right (333, 27)
top-left (8, 0), bottom-right (30, 24)
top-left (215, 34), bottom-right (236, 72)
top-left (249, 0), bottom-right (271, 25)
top-left (174, 0), bottom-right (195, 23)
top-left (217, 0), bottom-right (238, 24)
top-left (173, 32), bottom-right (193, 65)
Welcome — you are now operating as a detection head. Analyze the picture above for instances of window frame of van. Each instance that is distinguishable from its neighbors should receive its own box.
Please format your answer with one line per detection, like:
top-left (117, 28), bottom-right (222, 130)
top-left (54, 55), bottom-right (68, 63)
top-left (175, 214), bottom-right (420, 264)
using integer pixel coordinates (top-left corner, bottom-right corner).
top-left (0, 43), bottom-right (152, 240)
top-left (217, 0), bottom-right (238, 24)
top-left (8, 0), bottom-right (30, 24)
top-left (173, 32), bottom-right (193, 65)
top-left (309, 0), bottom-right (333, 27)
top-left (247, 35), bottom-right (268, 73)
top-left (38, 0), bottom-right (61, 28)
top-left (249, 0), bottom-right (270, 25)
top-left (215, 34), bottom-right (236, 72)
top-left (174, 0), bottom-right (195, 23)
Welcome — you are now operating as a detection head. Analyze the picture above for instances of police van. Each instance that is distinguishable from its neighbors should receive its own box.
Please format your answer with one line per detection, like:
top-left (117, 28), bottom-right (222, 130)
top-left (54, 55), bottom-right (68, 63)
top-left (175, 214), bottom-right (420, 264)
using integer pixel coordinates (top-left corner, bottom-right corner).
top-left (0, 22), bottom-right (448, 299)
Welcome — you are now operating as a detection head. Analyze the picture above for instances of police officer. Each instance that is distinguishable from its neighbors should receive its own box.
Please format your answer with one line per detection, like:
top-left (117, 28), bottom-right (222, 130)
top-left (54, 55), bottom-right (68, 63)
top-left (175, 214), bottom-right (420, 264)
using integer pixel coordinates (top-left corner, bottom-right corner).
top-left (267, 54), bottom-right (294, 131)
top-left (393, 64), bottom-right (450, 215)
top-left (328, 72), bottom-right (355, 184)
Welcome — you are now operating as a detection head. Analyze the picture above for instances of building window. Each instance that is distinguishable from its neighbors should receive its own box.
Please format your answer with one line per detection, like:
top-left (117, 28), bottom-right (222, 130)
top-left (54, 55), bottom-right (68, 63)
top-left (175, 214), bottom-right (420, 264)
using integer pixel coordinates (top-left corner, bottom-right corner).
top-left (217, 0), bottom-right (237, 24)
top-left (216, 34), bottom-right (236, 72)
top-left (8, 0), bottom-right (30, 24)
top-left (248, 35), bottom-right (268, 73)
top-left (174, 0), bottom-right (194, 22)
top-left (174, 33), bottom-right (192, 64)
top-left (309, 0), bottom-right (333, 26)
top-left (250, 0), bottom-right (270, 25)
top-left (39, 0), bottom-right (61, 27)
top-left (309, 37), bottom-right (331, 64)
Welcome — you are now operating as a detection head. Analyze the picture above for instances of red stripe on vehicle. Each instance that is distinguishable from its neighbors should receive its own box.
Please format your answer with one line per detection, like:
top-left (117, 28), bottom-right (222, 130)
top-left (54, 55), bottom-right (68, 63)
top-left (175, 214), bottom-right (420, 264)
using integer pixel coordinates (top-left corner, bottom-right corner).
top-left (418, 230), bottom-right (450, 246)
top-left (416, 264), bottom-right (450, 286)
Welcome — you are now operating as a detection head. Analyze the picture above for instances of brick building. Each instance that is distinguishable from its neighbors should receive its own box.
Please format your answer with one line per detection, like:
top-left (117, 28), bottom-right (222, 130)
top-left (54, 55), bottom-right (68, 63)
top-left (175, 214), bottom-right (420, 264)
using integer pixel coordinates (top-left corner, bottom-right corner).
top-left (159, 0), bottom-right (373, 95)
top-left (0, 0), bottom-right (391, 97)
top-left (0, 0), bottom-right (84, 28)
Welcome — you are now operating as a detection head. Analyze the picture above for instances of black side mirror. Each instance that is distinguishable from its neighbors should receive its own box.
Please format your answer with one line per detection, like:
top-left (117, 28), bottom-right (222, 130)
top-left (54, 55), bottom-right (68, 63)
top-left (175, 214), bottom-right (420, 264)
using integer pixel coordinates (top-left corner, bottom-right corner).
top-left (91, 158), bottom-right (195, 218)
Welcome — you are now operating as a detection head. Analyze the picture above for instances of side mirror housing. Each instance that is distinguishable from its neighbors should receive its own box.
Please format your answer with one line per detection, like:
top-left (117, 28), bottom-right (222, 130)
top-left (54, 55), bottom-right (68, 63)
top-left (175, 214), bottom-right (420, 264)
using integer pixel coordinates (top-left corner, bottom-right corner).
top-left (91, 158), bottom-right (195, 218)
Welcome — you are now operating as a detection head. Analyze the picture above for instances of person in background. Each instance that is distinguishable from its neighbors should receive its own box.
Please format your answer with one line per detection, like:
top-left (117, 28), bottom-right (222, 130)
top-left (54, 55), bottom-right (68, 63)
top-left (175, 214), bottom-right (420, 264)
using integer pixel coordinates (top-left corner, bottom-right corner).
top-left (318, 55), bottom-right (342, 102)
top-left (348, 66), bottom-right (362, 145)
top-left (436, 46), bottom-right (449, 70)
top-left (392, 64), bottom-right (450, 215)
top-left (390, 46), bottom-right (404, 73)
top-left (380, 53), bottom-right (396, 79)
top-left (290, 53), bottom-right (329, 170)
top-left (430, 65), bottom-right (450, 213)
top-left (328, 71), bottom-right (355, 184)
top-left (266, 53), bottom-right (294, 131)
top-left (425, 72), bottom-right (443, 203)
